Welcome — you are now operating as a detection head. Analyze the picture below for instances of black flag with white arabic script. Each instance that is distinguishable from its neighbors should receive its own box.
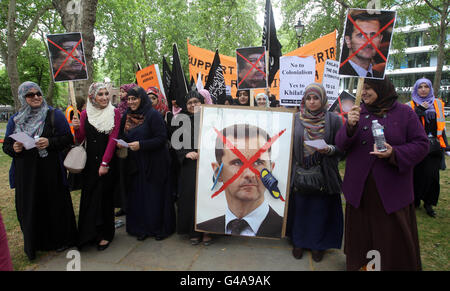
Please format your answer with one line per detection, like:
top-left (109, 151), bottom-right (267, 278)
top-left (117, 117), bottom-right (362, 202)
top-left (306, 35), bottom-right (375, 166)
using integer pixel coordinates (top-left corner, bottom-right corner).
top-left (262, 0), bottom-right (282, 87)
top-left (204, 50), bottom-right (226, 104)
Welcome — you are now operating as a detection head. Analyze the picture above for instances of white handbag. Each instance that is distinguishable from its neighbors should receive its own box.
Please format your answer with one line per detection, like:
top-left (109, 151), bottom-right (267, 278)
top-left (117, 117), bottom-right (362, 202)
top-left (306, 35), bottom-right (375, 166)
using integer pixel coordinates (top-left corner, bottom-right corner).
top-left (64, 141), bottom-right (87, 173)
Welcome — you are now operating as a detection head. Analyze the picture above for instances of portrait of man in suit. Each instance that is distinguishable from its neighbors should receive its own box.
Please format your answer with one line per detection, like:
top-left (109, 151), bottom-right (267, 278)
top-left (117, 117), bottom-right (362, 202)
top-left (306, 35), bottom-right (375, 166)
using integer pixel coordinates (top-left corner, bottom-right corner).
top-left (196, 123), bottom-right (283, 238)
top-left (339, 9), bottom-right (396, 79)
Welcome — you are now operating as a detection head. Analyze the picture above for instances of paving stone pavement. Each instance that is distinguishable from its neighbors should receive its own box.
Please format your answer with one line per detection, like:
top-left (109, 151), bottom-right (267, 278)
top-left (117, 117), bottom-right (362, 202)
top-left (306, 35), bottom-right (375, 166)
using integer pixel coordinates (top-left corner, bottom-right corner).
top-left (31, 217), bottom-right (346, 271)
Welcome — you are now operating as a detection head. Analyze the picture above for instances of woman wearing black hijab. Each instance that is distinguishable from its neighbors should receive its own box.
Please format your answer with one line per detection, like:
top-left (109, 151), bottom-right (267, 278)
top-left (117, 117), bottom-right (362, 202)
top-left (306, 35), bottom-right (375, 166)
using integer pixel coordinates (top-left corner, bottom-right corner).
top-left (173, 91), bottom-right (213, 245)
top-left (233, 89), bottom-right (250, 106)
top-left (117, 86), bottom-right (175, 241)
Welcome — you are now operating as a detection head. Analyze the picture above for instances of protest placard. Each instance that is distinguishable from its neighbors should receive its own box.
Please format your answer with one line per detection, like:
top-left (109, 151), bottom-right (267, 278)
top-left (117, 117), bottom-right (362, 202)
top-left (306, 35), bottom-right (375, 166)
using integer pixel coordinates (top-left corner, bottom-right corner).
top-left (47, 32), bottom-right (88, 83)
top-left (338, 8), bottom-right (396, 80)
top-left (322, 59), bottom-right (340, 108)
top-left (187, 31), bottom-right (337, 101)
top-left (279, 56), bottom-right (315, 106)
top-left (136, 64), bottom-right (165, 96)
top-left (236, 46), bottom-right (268, 90)
top-left (195, 105), bottom-right (294, 239)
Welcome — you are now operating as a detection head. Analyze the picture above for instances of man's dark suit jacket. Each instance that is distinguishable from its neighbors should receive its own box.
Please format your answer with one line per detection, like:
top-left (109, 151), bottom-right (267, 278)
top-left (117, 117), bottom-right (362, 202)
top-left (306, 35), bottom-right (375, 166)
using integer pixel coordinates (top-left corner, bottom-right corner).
top-left (339, 61), bottom-right (383, 78)
top-left (196, 206), bottom-right (283, 238)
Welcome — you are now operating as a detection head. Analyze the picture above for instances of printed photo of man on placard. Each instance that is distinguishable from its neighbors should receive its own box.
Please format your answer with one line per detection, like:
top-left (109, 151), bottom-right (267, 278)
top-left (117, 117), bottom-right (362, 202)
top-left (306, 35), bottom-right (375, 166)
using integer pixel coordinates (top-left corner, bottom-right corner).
top-left (338, 9), bottom-right (396, 79)
top-left (236, 46), bottom-right (268, 90)
top-left (329, 91), bottom-right (356, 121)
top-left (195, 106), bottom-right (294, 239)
top-left (47, 32), bottom-right (88, 82)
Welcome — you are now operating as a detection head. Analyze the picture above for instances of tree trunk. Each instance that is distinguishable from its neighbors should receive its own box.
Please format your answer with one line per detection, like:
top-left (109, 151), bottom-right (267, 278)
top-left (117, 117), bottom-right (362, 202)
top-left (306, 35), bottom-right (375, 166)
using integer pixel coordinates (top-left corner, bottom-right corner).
top-left (140, 31), bottom-right (150, 66)
top-left (4, 0), bottom-right (52, 111)
top-left (6, 0), bottom-right (21, 111)
top-left (335, 5), bottom-right (346, 60)
top-left (52, 0), bottom-right (98, 104)
top-left (39, 30), bottom-right (55, 106)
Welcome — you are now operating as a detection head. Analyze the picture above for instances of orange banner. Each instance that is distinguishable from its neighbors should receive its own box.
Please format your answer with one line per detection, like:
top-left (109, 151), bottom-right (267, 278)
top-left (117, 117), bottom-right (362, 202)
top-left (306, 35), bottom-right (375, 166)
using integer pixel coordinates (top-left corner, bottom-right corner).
top-left (136, 64), bottom-right (165, 95)
top-left (187, 30), bottom-right (336, 100)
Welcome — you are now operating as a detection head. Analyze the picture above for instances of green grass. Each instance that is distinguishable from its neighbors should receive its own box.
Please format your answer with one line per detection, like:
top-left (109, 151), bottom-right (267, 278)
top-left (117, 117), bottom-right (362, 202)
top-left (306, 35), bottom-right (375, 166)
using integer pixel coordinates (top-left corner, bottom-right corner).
top-left (0, 121), bottom-right (449, 270)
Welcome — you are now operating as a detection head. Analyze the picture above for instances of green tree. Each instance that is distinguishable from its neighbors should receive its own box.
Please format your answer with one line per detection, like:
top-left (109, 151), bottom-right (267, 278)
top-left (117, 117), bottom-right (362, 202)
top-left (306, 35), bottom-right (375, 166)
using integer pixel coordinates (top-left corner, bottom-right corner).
top-left (96, 0), bottom-right (263, 87)
top-left (0, 0), bottom-right (53, 111)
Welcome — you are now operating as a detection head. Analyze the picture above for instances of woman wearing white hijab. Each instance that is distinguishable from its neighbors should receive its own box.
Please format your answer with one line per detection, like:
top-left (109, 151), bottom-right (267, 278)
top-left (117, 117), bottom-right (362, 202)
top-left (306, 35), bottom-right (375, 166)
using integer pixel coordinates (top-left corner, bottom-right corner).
top-left (3, 81), bottom-right (77, 260)
top-left (73, 82), bottom-right (121, 251)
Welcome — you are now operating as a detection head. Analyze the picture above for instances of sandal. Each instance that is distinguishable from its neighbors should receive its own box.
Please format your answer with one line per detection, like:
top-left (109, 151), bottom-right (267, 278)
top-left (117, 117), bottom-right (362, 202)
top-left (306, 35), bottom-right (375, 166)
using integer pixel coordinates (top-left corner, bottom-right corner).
top-left (202, 234), bottom-right (214, 246)
top-left (190, 238), bottom-right (201, 245)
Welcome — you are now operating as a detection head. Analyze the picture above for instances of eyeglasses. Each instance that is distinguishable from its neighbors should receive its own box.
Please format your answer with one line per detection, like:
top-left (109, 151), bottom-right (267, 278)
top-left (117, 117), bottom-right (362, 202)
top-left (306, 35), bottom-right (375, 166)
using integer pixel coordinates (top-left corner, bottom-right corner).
top-left (24, 91), bottom-right (42, 98)
top-left (127, 96), bottom-right (139, 102)
top-left (97, 92), bottom-right (109, 97)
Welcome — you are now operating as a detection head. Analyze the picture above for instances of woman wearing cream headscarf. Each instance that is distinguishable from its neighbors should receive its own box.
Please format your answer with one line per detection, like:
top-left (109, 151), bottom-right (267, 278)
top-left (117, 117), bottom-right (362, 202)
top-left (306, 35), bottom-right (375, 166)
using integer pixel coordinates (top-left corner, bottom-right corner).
top-left (255, 93), bottom-right (270, 108)
top-left (3, 81), bottom-right (77, 260)
top-left (73, 82), bottom-right (121, 251)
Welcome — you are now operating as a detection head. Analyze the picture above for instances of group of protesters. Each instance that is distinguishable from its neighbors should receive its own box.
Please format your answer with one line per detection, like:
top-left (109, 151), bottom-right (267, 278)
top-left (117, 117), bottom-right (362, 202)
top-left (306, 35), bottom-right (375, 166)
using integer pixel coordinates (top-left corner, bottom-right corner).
top-left (0, 75), bottom-right (447, 271)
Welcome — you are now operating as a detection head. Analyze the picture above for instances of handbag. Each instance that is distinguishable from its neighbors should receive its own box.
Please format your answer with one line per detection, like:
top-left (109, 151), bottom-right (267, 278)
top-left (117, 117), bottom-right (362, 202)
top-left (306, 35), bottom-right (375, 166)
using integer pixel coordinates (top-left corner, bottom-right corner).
top-left (428, 134), bottom-right (441, 154)
top-left (293, 164), bottom-right (327, 195)
top-left (116, 147), bottom-right (128, 159)
top-left (64, 141), bottom-right (86, 173)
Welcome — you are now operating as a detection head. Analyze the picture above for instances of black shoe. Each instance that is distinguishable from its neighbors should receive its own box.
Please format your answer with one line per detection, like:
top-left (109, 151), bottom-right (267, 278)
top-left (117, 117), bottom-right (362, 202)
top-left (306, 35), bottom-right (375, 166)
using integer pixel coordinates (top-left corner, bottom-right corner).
top-left (56, 246), bottom-right (69, 253)
top-left (28, 254), bottom-right (36, 261)
top-left (424, 204), bottom-right (436, 218)
top-left (312, 250), bottom-right (324, 262)
top-left (97, 241), bottom-right (110, 251)
top-left (137, 235), bottom-right (148, 241)
top-left (292, 248), bottom-right (303, 259)
top-left (115, 209), bottom-right (126, 217)
top-left (155, 235), bottom-right (166, 241)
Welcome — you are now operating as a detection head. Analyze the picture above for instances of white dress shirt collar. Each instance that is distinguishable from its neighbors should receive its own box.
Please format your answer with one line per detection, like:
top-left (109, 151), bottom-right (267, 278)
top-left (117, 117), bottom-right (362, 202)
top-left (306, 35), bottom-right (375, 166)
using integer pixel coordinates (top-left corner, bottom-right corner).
top-left (225, 200), bottom-right (270, 236)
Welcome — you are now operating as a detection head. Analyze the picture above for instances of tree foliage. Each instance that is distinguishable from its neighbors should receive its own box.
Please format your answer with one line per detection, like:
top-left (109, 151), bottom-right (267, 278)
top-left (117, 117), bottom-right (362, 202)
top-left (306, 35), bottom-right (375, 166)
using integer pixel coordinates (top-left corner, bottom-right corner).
top-left (96, 0), bottom-right (262, 87)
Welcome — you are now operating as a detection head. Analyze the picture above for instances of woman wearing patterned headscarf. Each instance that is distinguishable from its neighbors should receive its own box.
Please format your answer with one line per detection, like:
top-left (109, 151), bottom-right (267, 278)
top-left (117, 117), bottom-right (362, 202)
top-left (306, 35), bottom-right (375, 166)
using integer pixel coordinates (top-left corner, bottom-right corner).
top-left (336, 77), bottom-right (428, 271)
top-left (408, 78), bottom-right (448, 217)
top-left (73, 82), bottom-right (121, 251)
top-left (287, 83), bottom-right (344, 263)
top-left (118, 83), bottom-right (136, 117)
top-left (2, 81), bottom-right (77, 260)
top-left (147, 86), bottom-right (169, 117)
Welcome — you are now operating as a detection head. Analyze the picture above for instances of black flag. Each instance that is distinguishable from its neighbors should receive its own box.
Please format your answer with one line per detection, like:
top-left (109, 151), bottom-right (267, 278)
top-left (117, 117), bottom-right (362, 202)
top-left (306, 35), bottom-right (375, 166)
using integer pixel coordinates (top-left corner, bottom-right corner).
top-left (262, 0), bottom-right (282, 87)
top-left (169, 44), bottom-right (188, 110)
top-left (162, 56), bottom-right (172, 103)
top-left (204, 50), bottom-right (226, 104)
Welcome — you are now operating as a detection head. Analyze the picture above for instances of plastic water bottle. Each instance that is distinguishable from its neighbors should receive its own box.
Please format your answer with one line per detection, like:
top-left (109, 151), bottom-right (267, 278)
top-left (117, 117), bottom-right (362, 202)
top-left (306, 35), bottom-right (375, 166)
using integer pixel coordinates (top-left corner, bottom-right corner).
top-left (34, 135), bottom-right (48, 158)
top-left (371, 120), bottom-right (387, 152)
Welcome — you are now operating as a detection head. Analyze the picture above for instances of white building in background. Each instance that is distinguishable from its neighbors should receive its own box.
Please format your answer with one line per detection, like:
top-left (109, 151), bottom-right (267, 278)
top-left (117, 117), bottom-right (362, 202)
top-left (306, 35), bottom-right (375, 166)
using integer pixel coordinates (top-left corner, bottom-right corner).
top-left (386, 23), bottom-right (450, 103)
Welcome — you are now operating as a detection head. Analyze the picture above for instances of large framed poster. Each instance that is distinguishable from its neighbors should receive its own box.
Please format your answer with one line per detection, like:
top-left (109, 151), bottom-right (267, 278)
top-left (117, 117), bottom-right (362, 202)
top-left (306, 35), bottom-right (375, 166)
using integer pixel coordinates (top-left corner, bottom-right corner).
top-left (195, 105), bottom-right (295, 239)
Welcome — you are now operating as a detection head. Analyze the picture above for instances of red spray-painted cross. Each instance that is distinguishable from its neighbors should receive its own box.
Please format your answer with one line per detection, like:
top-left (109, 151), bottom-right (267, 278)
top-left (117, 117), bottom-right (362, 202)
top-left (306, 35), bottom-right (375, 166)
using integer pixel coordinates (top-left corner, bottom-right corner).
top-left (340, 13), bottom-right (395, 68)
top-left (236, 50), bottom-right (267, 87)
top-left (47, 38), bottom-right (86, 79)
top-left (211, 127), bottom-right (286, 202)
